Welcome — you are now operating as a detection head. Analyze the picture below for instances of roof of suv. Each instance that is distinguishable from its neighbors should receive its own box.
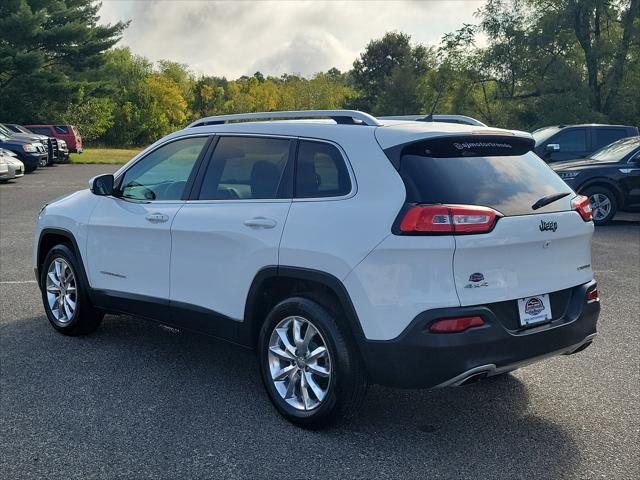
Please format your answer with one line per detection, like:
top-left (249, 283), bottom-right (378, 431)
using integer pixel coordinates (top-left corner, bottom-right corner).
top-left (182, 110), bottom-right (531, 150)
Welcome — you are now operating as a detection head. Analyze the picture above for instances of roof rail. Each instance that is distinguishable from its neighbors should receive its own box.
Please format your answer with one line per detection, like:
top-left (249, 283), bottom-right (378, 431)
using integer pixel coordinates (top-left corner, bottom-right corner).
top-left (187, 110), bottom-right (381, 128)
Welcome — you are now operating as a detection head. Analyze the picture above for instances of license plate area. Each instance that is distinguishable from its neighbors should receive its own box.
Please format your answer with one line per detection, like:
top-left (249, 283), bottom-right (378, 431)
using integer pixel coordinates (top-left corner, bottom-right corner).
top-left (517, 294), bottom-right (552, 326)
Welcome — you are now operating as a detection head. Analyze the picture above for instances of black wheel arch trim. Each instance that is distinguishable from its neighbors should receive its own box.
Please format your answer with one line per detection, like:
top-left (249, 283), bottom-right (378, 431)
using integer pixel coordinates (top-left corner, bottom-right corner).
top-left (37, 228), bottom-right (92, 293)
top-left (577, 178), bottom-right (625, 208)
top-left (244, 266), bottom-right (369, 352)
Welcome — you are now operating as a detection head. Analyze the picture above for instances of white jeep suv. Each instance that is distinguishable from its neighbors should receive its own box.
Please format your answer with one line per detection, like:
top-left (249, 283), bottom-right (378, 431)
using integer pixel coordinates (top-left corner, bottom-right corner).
top-left (34, 110), bottom-right (600, 427)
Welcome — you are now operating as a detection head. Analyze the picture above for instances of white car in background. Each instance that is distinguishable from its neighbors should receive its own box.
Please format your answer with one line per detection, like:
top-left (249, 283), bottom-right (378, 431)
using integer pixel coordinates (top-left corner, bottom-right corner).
top-left (0, 148), bottom-right (25, 181)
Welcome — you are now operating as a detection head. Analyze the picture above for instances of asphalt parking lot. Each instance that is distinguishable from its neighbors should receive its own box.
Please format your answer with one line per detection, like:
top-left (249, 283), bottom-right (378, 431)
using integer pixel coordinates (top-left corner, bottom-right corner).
top-left (1, 164), bottom-right (639, 479)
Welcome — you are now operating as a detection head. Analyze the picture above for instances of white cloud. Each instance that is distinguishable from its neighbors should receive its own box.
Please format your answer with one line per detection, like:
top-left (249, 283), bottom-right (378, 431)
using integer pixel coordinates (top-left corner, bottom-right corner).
top-left (99, 0), bottom-right (486, 78)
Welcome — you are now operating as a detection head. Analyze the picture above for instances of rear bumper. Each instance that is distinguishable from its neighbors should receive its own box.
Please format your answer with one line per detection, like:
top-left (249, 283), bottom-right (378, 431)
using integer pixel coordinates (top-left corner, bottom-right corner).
top-left (359, 280), bottom-right (600, 388)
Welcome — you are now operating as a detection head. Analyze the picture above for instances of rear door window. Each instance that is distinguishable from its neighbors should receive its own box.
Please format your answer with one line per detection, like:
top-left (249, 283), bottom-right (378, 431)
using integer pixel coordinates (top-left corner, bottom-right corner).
top-left (295, 141), bottom-right (351, 198)
top-left (29, 127), bottom-right (52, 136)
top-left (54, 126), bottom-right (69, 134)
top-left (198, 136), bottom-right (292, 200)
top-left (594, 128), bottom-right (626, 150)
top-left (399, 151), bottom-right (572, 216)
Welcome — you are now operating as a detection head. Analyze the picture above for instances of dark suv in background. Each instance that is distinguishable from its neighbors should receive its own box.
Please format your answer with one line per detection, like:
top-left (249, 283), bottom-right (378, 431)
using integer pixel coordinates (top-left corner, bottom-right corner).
top-left (3, 123), bottom-right (69, 163)
top-left (553, 136), bottom-right (640, 225)
top-left (0, 123), bottom-right (59, 165)
top-left (533, 124), bottom-right (639, 162)
top-left (0, 131), bottom-right (47, 172)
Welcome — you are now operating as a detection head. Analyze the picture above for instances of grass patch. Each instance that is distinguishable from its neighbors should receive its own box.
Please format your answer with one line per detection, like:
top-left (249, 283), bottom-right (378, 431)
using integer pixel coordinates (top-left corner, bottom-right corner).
top-left (70, 148), bottom-right (142, 164)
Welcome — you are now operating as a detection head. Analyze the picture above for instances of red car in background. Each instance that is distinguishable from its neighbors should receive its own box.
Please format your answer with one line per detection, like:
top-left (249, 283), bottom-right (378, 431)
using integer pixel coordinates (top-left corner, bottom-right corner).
top-left (24, 124), bottom-right (83, 153)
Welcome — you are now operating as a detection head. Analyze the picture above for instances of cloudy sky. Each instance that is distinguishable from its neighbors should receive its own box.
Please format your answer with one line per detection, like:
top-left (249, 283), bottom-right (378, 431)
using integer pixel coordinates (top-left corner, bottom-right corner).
top-left (99, 0), bottom-right (485, 78)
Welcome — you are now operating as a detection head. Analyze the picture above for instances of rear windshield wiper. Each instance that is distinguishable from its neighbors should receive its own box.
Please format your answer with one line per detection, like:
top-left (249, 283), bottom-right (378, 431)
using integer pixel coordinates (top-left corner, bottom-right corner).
top-left (531, 192), bottom-right (571, 210)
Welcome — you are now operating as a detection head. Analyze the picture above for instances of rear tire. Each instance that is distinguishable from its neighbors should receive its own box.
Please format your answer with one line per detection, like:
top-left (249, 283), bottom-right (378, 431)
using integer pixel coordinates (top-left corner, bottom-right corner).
top-left (258, 297), bottom-right (367, 429)
top-left (583, 186), bottom-right (617, 225)
top-left (40, 244), bottom-right (103, 335)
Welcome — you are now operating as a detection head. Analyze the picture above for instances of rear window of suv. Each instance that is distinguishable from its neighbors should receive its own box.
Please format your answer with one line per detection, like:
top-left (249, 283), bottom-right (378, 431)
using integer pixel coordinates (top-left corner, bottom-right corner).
top-left (399, 150), bottom-right (572, 216)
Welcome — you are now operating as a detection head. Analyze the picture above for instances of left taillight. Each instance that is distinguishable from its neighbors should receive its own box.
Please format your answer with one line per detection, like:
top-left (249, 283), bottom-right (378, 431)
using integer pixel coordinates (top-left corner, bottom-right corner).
top-left (399, 204), bottom-right (500, 234)
top-left (571, 195), bottom-right (593, 222)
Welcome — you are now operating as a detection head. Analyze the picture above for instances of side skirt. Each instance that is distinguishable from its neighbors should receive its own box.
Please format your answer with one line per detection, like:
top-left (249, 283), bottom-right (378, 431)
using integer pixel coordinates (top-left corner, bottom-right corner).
top-left (90, 289), bottom-right (252, 348)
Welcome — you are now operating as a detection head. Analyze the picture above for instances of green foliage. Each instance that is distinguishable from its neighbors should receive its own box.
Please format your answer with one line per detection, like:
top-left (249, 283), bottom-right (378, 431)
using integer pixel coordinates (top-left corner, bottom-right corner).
top-left (1, 0), bottom-right (638, 146)
top-left (62, 97), bottom-right (115, 142)
top-left (0, 0), bottom-right (127, 123)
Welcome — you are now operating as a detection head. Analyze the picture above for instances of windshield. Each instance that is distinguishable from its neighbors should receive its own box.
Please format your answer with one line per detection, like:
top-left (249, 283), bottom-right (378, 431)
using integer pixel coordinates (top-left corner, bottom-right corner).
top-left (532, 126), bottom-right (560, 145)
top-left (14, 125), bottom-right (31, 134)
top-left (0, 132), bottom-right (8, 141)
top-left (589, 136), bottom-right (639, 162)
top-left (0, 125), bottom-right (12, 135)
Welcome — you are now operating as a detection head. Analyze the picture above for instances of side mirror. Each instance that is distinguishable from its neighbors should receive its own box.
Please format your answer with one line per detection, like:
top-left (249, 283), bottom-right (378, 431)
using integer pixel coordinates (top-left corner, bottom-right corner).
top-left (546, 143), bottom-right (561, 153)
top-left (89, 174), bottom-right (114, 196)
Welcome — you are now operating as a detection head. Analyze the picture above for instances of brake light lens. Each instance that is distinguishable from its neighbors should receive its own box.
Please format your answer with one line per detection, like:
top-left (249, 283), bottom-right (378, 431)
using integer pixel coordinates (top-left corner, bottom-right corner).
top-left (400, 204), bottom-right (500, 234)
top-left (571, 195), bottom-right (592, 222)
top-left (586, 287), bottom-right (599, 303)
top-left (430, 316), bottom-right (485, 333)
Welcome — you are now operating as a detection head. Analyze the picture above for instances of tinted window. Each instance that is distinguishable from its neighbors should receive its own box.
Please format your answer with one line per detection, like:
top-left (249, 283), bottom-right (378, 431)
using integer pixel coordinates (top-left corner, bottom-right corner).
top-left (296, 141), bottom-right (351, 198)
top-left (594, 129), bottom-right (626, 150)
top-left (399, 151), bottom-right (572, 216)
top-left (552, 129), bottom-right (587, 152)
top-left (54, 125), bottom-right (69, 134)
top-left (590, 136), bottom-right (640, 162)
top-left (29, 127), bottom-right (51, 136)
top-left (199, 136), bottom-right (291, 200)
top-left (119, 136), bottom-right (207, 201)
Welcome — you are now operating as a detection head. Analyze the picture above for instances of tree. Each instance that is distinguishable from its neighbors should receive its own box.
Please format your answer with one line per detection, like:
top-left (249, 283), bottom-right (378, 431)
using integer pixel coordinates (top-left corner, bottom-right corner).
top-left (0, 0), bottom-right (127, 122)
top-left (350, 32), bottom-right (433, 114)
top-left (63, 97), bottom-right (115, 143)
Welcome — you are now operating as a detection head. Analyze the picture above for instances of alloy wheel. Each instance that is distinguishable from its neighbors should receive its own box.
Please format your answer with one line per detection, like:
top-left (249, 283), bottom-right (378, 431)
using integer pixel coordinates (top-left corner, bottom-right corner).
top-left (267, 316), bottom-right (332, 411)
top-left (589, 193), bottom-right (612, 221)
top-left (46, 258), bottom-right (77, 324)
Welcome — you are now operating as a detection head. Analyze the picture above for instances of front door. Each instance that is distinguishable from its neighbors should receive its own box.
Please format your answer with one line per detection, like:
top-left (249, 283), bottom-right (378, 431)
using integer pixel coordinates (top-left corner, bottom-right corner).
top-left (86, 136), bottom-right (209, 317)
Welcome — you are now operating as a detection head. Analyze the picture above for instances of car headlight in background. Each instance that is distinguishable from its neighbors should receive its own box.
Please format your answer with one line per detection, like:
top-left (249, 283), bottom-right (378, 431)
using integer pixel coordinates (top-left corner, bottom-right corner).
top-left (22, 143), bottom-right (37, 152)
top-left (557, 171), bottom-right (579, 180)
top-left (58, 139), bottom-right (67, 148)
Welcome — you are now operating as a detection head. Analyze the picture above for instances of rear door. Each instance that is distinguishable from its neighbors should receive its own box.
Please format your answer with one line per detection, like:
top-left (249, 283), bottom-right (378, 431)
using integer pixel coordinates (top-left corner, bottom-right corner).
top-left (395, 138), bottom-right (594, 307)
top-left (169, 135), bottom-right (294, 325)
top-left (592, 128), bottom-right (627, 152)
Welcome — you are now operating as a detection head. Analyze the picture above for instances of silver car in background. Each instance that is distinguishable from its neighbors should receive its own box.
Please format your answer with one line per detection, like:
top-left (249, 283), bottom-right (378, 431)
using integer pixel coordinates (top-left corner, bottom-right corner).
top-left (0, 148), bottom-right (25, 181)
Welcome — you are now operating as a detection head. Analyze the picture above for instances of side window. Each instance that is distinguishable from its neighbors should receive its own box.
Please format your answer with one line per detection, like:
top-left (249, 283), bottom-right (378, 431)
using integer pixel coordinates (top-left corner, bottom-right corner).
top-left (295, 141), bottom-right (351, 198)
top-left (552, 129), bottom-right (587, 152)
top-left (54, 125), bottom-right (69, 134)
top-left (199, 136), bottom-right (291, 200)
top-left (119, 136), bottom-right (207, 201)
top-left (594, 129), bottom-right (626, 150)
top-left (30, 127), bottom-right (51, 136)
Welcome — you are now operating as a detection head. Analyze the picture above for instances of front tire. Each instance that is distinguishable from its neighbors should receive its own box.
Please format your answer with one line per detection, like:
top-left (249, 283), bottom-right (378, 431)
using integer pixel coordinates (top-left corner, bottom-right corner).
top-left (40, 244), bottom-right (103, 335)
top-left (258, 297), bottom-right (367, 428)
top-left (583, 186), bottom-right (618, 225)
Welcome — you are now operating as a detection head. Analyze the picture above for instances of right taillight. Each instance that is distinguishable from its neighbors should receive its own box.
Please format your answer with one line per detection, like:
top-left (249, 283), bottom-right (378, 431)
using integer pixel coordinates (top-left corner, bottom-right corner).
top-left (586, 287), bottom-right (599, 303)
top-left (571, 195), bottom-right (593, 222)
top-left (399, 204), bottom-right (500, 234)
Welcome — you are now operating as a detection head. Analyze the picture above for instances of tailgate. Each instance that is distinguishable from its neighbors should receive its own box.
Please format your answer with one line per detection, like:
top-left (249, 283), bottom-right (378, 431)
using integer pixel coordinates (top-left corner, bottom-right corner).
top-left (453, 210), bottom-right (594, 306)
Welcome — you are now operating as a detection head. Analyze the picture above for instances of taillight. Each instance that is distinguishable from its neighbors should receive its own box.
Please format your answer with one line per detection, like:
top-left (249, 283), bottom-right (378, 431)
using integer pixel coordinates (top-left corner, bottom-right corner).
top-left (430, 316), bottom-right (485, 333)
top-left (400, 204), bottom-right (500, 234)
top-left (571, 195), bottom-right (592, 222)
top-left (586, 287), bottom-right (599, 303)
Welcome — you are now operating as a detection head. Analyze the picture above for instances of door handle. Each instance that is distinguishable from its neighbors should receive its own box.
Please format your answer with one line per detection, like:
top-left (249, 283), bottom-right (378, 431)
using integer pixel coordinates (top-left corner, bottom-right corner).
top-left (145, 213), bottom-right (169, 223)
top-left (243, 217), bottom-right (277, 229)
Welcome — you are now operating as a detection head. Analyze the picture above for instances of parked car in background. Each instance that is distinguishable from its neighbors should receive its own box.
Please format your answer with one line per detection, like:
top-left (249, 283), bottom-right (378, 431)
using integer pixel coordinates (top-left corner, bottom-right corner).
top-left (0, 123), bottom-right (57, 166)
top-left (380, 114), bottom-right (487, 126)
top-left (0, 148), bottom-right (25, 181)
top-left (25, 124), bottom-right (82, 154)
top-left (553, 136), bottom-right (640, 225)
top-left (0, 131), bottom-right (46, 172)
top-left (533, 124), bottom-right (639, 163)
top-left (3, 123), bottom-right (69, 163)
